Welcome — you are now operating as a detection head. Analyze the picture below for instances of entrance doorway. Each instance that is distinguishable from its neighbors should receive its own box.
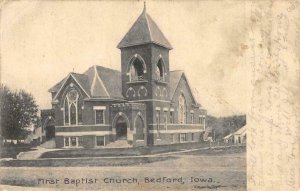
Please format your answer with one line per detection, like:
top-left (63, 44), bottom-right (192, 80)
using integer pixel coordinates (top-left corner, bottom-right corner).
top-left (44, 118), bottom-right (55, 141)
top-left (115, 117), bottom-right (127, 140)
top-left (45, 125), bottom-right (55, 141)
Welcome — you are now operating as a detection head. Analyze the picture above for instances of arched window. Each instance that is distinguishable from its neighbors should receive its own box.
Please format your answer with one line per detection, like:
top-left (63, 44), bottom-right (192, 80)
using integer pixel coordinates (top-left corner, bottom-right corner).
top-left (156, 59), bottom-right (165, 81)
top-left (70, 104), bottom-right (76, 125)
top-left (64, 98), bottom-right (69, 125)
top-left (178, 93), bottom-right (186, 124)
top-left (64, 89), bottom-right (83, 125)
top-left (135, 115), bottom-right (144, 140)
top-left (129, 56), bottom-right (146, 81)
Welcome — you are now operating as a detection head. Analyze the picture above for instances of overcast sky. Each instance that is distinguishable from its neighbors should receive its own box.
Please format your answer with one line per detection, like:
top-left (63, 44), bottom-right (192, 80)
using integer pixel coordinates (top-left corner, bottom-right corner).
top-left (1, 1), bottom-right (251, 117)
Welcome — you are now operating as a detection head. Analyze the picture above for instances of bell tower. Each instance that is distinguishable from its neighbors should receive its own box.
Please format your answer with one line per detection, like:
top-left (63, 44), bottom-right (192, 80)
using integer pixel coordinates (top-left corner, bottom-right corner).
top-left (117, 3), bottom-right (172, 101)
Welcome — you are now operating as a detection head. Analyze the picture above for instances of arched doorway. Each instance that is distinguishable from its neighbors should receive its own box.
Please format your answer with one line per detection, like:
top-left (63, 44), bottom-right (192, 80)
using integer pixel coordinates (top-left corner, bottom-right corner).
top-left (45, 125), bottom-right (55, 140)
top-left (115, 116), bottom-right (127, 140)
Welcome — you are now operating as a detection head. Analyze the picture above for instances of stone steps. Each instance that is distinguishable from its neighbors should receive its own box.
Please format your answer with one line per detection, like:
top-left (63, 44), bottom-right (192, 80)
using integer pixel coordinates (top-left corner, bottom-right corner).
top-left (40, 139), bottom-right (56, 149)
top-left (106, 140), bottom-right (132, 148)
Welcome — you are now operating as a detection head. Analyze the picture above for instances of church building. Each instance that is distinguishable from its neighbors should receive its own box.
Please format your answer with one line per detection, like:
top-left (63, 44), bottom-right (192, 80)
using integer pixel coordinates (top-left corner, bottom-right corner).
top-left (44, 5), bottom-right (207, 148)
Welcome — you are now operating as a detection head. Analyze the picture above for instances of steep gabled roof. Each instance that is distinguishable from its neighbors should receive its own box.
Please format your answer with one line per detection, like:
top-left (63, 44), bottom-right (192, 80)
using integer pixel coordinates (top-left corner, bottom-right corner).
top-left (51, 73), bottom-right (91, 100)
top-left (223, 133), bottom-right (234, 139)
top-left (169, 70), bottom-right (184, 99)
top-left (48, 77), bottom-right (67, 93)
top-left (71, 73), bottom-right (91, 96)
top-left (95, 66), bottom-right (123, 99)
top-left (49, 65), bottom-right (124, 100)
top-left (84, 66), bottom-right (110, 97)
top-left (169, 70), bottom-right (199, 106)
top-left (233, 125), bottom-right (247, 135)
top-left (117, 5), bottom-right (172, 49)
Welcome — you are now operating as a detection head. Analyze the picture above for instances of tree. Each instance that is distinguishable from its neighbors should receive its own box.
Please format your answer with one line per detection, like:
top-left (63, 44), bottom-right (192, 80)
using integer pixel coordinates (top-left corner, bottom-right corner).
top-left (0, 84), bottom-right (13, 141)
top-left (206, 114), bottom-right (246, 141)
top-left (0, 84), bottom-right (39, 142)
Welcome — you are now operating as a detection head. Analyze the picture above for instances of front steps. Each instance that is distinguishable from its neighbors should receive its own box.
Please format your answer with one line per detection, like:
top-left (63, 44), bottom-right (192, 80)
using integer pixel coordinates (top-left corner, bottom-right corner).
top-left (106, 140), bottom-right (132, 148)
top-left (40, 139), bottom-right (56, 149)
top-left (17, 139), bottom-right (57, 159)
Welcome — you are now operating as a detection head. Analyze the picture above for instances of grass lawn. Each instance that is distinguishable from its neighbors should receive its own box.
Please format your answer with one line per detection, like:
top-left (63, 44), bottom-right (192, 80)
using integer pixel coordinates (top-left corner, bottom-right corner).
top-left (0, 143), bottom-right (246, 190)
top-left (0, 156), bottom-right (176, 167)
top-left (0, 145), bottom-right (36, 159)
top-left (40, 147), bottom-right (147, 158)
top-left (175, 145), bottom-right (246, 156)
top-left (0, 152), bottom-right (246, 190)
top-left (39, 142), bottom-right (239, 159)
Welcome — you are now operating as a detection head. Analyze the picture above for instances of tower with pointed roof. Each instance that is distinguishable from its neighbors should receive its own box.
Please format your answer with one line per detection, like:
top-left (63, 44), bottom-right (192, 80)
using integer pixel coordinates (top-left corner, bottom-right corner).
top-left (118, 3), bottom-right (172, 102)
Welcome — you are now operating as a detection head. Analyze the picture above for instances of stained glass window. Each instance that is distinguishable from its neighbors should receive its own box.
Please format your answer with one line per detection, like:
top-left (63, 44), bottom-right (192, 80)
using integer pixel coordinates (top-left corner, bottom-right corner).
top-left (178, 94), bottom-right (186, 124)
top-left (63, 88), bottom-right (83, 126)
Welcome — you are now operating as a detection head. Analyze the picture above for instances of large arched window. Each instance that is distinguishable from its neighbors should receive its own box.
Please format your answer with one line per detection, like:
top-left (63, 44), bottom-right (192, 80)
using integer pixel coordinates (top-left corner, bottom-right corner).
top-left (64, 89), bottom-right (83, 125)
top-left (178, 93), bottom-right (186, 124)
top-left (129, 55), bottom-right (146, 81)
top-left (156, 58), bottom-right (165, 81)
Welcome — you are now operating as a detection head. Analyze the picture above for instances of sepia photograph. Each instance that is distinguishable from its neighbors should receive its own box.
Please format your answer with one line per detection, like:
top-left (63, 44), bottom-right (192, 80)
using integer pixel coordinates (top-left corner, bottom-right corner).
top-left (0, 0), bottom-right (299, 191)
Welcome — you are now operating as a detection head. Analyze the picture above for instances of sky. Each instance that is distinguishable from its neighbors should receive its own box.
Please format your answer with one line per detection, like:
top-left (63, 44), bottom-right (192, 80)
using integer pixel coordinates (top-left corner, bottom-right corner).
top-left (1, 0), bottom-right (251, 117)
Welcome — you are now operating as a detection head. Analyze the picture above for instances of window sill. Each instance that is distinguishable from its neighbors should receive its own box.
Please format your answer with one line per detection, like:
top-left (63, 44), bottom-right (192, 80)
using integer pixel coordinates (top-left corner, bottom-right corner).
top-left (126, 80), bottom-right (148, 84)
top-left (154, 80), bottom-right (167, 85)
top-left (63, 123), bottom-right (83, 126)
top-left (95, 145), bottom-right (105, 148)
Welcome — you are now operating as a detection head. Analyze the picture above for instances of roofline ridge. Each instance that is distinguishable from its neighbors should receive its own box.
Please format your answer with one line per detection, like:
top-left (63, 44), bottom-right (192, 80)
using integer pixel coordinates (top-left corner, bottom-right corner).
top-left (95, 65), bottom-right (121, 72)
top-left (71, 72), bottom-right (89, 76)
top-left (117, 12), bottom-right (145, 49)
top-left (118, 41), bottom-right (172, 49)
top-left (52, 73), bottom-right (91, 101)
top-left (117, 4), bottom-right (173, 50)
top-left (181, 73), bottom-right (198, 104)
top-left (48, 76), bottom-right (67, 92)
top-left (144, 13), bottom-right (153, 42)
top-left (83, 65), bottom-right (96, 75)
top-left (93, 65), bottom-right (110, 97)
top-left (145, 13), bottom-right (173, 49)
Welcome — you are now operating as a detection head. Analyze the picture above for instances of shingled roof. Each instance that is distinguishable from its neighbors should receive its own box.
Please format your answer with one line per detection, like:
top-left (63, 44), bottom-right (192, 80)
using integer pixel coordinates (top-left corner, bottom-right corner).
top-left (117, 4), bottom-right (172, 49)
top-left (49, 65), bottom-right (124, 100)
top-left (169, 70), bottom-right (199, 106)
top-left (169, 70), bottom-right (184, 99)
top-left (233, 125), bottom-right (247, 135)
top-left (50, 66), bottom-right (200, 105)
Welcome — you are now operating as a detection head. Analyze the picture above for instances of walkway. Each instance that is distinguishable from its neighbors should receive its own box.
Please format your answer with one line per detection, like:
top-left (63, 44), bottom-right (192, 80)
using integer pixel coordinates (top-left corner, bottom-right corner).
top-left (16, 146), bottom-right (61, 160)
top-left (15, 145), bottom-right (243, 160)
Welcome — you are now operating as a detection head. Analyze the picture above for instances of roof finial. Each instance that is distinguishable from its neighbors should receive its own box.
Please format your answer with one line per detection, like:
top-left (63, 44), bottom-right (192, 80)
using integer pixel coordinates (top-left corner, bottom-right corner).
top-left (143, 1), bottom-right (146, 13)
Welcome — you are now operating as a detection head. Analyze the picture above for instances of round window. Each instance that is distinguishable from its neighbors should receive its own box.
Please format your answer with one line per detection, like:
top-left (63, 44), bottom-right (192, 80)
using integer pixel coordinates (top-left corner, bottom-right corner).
top-left (68, 89), bottom-right (78, 102)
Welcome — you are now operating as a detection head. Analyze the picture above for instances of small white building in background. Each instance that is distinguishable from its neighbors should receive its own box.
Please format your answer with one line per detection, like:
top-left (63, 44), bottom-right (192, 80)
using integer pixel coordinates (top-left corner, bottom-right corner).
top-left (223, 133), bottom-right (234, 143)
top-left (223, 125), bottom-right (247, 144)
top-left (233, 125), bottom-right (246, 144)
